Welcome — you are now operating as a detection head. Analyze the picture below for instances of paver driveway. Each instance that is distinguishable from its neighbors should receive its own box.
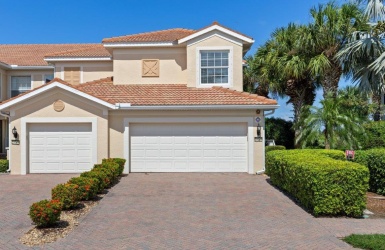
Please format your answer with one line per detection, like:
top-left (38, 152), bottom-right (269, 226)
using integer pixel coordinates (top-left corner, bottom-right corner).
top-left (1, 173), bottom-right (385, 249)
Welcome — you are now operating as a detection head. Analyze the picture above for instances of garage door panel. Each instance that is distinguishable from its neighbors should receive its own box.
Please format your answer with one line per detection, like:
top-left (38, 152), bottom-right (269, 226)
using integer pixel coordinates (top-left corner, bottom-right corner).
top-left (130, 123), bottom-right (247, 172)
top-left (29, 123), bottom-right (93, 173)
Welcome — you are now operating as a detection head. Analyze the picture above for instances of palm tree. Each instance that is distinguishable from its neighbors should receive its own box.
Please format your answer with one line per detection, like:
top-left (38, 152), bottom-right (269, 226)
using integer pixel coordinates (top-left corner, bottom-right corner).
top-left (253, 24), bottom-right (318, 145)
top-left (296, 93), bottom-right (365, 149)
top-left (305, 2), bottom-right (364, 98)
top-left (336, 0), bottom-right (385, 120)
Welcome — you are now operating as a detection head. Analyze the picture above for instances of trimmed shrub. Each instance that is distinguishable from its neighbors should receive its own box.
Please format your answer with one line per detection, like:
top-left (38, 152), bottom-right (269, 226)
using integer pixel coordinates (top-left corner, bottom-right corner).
top-left (361, 121), bottom-right (385, 149)
top-left (92, 165), bottom-right (114, 185)
top-left (354, 148), bottom-right (385, 195)
top-left (29, 199), bottom-right (62, 227)
top-left (266, 149), bottom-right (369, 217)
top-left (266, 145), bottom-right (286, 153)
top-left (68, 177), bottom-right (99, 200)
top-left (81, 170), bottom-right (109, 192)
top-left (94, 162), bottom-right (120, 181)
top-left (0, 159), bottom-right (8, 173)
top-left (102, 158), bottom-right (126, 175)
top-left (51, 183), bottom-right (80, 210)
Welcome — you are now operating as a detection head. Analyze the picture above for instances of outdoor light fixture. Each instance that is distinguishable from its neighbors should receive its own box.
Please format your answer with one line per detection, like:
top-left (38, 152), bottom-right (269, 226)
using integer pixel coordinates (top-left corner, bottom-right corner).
top-left (12, 126), bottom-right (18, 139)
top-left (254, 123), bottom-right (263, 142)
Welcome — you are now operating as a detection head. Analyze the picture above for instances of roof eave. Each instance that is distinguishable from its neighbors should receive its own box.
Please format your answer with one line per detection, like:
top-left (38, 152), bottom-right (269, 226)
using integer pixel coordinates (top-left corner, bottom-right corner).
top-left (114, 104), bottom-right (279, 110)
top-left (103, 42), bottom-right (177, 48)
top-left (178, 24), bottom-right (254, 45)
top-left (44, 57), bottom-right (112, 62)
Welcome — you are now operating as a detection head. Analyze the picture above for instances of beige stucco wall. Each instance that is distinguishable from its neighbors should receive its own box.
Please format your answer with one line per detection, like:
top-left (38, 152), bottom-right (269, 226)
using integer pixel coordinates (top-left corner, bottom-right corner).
top-left (8, 89), bottom-right (108, 174)
top-left (53, 61), bottom-right (113, 83)
top-left (5, 69), bottom-right (54, 99)
top-left (112, 47), bottom-right (187, 84)
top-left (108, 109), bottom-right (265, 173)
top-left (186, 30), bottom-right (244, 91)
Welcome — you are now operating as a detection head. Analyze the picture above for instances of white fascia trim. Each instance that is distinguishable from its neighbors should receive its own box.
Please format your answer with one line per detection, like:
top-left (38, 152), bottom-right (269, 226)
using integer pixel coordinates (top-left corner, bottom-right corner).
top-left (20, 117), bottom-right (98, 175)
top-left (0, 81), bottom-right (116, 110)
top-left (45, 57), bottom-right (112, 62)
top-left (0, 62), bottom-right (11, 69)
top-left (178, 25), bottom-right (254, 44)
top-left (187, 33), bottom-right (242, 47)
top-left (103, 42), bottom-right (175, 48)
top-left (10, 65), bottom-right (54, 70)
top-left (116, 105), bottom-right (279, 110)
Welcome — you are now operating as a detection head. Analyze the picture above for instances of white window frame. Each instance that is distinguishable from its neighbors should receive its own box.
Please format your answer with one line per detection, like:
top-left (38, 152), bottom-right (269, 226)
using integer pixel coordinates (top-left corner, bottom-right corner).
top-left (196, 46), bottom-right (233, 88)
top-left (9, 75), bottom-right (32, 98)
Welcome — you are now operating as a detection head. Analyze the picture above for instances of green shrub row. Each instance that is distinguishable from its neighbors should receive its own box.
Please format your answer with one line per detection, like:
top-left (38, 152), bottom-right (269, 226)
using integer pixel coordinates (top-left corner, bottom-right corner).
top-left (265, 145), bottom-right (286, 153)
top-left (29, 158), bottom-right (126, 227)
top-left (266, 150), bottom-right (369, 217)
top-left (0, 159), bottom-right (9, 173)
top-left (354, 148), bottom-right (385, 195)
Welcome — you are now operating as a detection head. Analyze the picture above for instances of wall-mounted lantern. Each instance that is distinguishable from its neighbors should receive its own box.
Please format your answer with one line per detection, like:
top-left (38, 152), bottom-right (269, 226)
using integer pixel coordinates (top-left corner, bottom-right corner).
top-left (11, 126), bottom-right (20, 145)
top-left (12, 126), bottom-right (18, 139)
top-left (254, 123), bottom-right (263, 142)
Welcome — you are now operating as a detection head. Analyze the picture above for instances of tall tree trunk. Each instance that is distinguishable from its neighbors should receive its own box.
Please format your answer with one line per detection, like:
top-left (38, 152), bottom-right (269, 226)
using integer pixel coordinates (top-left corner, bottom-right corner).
top-left (322, 62), bottom-right (342, 99)
top-left (285, 79), bottom-right (316, 148)
top-left (372, 92), bottom-right (382, 121)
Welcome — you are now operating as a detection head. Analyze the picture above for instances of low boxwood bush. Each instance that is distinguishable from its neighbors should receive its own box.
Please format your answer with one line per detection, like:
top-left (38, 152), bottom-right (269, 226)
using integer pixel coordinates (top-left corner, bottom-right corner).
top-left (354, 148), bottom-right (385, 195)
top-left (51, 183), bottom-right (80, 210)
top-left (94, 162), bottom-right (120, 181)
top-left (81, 170), bottom-right (109, 192)
top-left (265, 145), bottom-right (286, 153)
top-left (29, 199), bottom-right (62, 227)
top-left (102, 158), bottom-right (126, 175)
top-left (266, 149), bottom-right (369, 217)
top-left (68, 177), bottom-right (99, 200)
top-left (92, 165), bottom-right (114, 185)
top-left (0, 159), bottom-right (8, 173)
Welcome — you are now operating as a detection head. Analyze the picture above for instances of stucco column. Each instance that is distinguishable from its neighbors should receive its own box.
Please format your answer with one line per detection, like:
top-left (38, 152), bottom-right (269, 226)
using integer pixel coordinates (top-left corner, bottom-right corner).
top-left (253, 111), bottom-right (265, 174)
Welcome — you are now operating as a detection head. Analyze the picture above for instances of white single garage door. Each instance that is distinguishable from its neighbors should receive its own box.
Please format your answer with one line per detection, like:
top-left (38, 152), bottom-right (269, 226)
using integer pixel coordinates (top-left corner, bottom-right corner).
top-left (29, 123), bottom-right (93, 173)
top-left (130, 123), bottom-right (248, 172)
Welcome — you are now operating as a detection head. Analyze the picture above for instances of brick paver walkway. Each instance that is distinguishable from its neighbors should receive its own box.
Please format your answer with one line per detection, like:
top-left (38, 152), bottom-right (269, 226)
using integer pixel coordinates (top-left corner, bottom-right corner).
top-left (1, 173), bottom-right (385, 249)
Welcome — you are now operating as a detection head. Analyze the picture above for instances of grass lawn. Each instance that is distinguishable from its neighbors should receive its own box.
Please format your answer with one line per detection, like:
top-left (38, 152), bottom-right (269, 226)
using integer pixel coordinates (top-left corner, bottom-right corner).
top-left (344, 234), bottom-right (385, 250)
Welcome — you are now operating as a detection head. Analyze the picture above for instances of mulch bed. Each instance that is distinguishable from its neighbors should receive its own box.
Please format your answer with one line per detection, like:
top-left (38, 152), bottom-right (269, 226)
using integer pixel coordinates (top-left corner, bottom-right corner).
top-left (366, 192), bottom-right (385, 218)
top-left (20, 194), bottom-right (104, 246)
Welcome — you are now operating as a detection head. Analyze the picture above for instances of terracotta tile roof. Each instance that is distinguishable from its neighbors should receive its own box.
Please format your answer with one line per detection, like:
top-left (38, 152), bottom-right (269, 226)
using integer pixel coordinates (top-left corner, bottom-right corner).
top-left (75, 78), bottom-right (277, 106)
top-left (102, 28), bottom-right (195, 43)
top-left (0, 44), bottom-right (107, 66)
top-left (1, 77), bottom-right (277, 106)
top-left (44, 45), bottom-right (111, 58)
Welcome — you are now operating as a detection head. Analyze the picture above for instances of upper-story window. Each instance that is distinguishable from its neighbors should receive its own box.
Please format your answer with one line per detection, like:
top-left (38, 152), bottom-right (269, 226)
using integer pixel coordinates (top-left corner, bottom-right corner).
top-left (200, 51), bottom-right (229, 84)
top-left (11, 76), bottom-right (31, 97)
top-left (44, 74), bottom-right (54, 83)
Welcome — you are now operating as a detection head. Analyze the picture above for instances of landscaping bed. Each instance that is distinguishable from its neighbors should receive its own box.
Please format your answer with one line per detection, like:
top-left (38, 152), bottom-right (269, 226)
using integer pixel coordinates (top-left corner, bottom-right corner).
top-left (367, 192), bottom-right (385, 218)
top-left (343, 234), bottom-right (385, 250)
top-left (20, 158), bottom-right (126, 246)
top-left (20, 193), bottom-right (104, 246)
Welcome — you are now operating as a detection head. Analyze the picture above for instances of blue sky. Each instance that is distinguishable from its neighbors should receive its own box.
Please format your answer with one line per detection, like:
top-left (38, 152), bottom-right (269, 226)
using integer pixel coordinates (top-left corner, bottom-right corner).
top-left (0, 0), bottom-right (348, 119)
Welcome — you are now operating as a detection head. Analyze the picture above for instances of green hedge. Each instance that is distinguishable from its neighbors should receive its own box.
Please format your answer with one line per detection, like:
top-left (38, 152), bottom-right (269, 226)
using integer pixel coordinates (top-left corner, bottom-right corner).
top-left (361, 121), bottom-right (385, 149)
top-left (266, 149), bottom-right (369, 217)
top-left (265, 145), bottom-right (286, 153)
top-left (354, 148), bottom-right (385, 195)
top-left (0, 159), bottom-right (9, 173)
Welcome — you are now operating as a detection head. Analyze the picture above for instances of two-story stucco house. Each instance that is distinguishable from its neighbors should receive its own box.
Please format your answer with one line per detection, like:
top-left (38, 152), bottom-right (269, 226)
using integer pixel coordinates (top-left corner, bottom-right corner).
top-left (0, 22), bottom-right (278, 175)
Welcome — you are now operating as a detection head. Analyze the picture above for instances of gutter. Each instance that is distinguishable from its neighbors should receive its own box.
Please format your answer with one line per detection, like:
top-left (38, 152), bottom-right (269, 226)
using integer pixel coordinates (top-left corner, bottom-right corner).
top-left (10, 65), bottom-right (54, 70)
top-left (0, 111), bottom-right (10, 173)
top-left (264, 109), bottom-right (275, 116)
top-left (114, 104), bottom-right (279, 110)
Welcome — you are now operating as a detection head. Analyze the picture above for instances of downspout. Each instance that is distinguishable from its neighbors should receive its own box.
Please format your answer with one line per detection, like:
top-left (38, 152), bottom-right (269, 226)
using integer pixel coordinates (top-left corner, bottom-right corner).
top-left (256, 109), bottom-right (276, 175)
top-left (0, 111), bottom-right (10, 172)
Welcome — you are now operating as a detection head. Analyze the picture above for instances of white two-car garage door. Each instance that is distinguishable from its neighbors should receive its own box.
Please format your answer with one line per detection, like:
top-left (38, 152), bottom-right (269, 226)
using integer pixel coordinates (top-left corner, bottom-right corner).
top-left (130, 123), bottom-right (248, 172)
top-left (29, 123), bottom-right (93, 173)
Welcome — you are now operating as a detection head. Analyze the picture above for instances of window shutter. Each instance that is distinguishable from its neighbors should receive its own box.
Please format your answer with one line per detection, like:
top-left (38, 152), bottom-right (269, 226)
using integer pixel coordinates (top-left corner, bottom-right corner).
top-left (64, 67), bottom-right (81, 85)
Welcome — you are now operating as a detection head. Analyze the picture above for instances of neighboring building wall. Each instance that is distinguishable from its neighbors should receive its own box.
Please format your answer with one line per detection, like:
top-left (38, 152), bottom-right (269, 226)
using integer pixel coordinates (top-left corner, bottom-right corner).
top-left (5, 69), bottom-right (54, 99)
top-left (53, 61), bottom-right (113, 83)
top-left (108, 109), bottom-right (265, 173)
top-left (186, 30), bottom-right (244, 91)
top-left (8, 89), bottom-right (109, 174)
top-left (113, 47), bottom-right (187, 84)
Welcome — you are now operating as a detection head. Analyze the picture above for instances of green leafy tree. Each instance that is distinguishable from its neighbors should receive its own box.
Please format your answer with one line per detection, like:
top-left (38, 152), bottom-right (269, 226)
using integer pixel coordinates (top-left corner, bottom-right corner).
top-left (265, 117), bottom-right (295, 149)
top-left (296, 93), bottom-right (365, 149)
